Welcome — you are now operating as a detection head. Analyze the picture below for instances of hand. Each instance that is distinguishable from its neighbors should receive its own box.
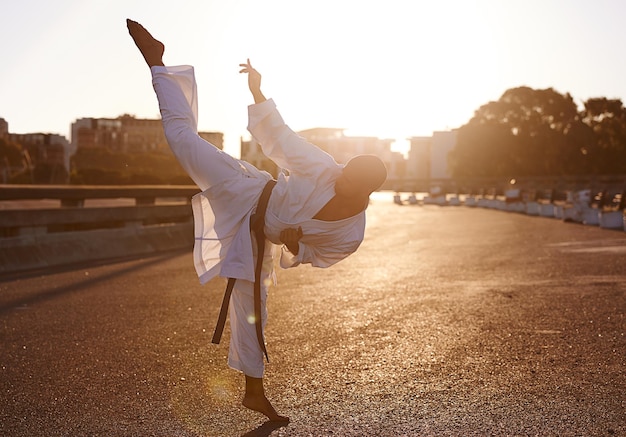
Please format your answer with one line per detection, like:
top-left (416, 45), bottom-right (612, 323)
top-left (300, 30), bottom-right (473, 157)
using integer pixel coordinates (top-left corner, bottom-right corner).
top-left (239, 58), bottom-right (266, 103)
top-left (280, 226), bottom-right (303, 255)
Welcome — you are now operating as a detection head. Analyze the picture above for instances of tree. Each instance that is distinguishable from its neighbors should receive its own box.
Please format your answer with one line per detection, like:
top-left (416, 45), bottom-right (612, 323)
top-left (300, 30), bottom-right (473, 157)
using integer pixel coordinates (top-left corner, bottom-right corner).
top-left (581, 97), bottom-right (626, 174)
top-left (449, 86), bottom-right (586, 178)
top-left (70, 147), bottom-right (193, 185)
top-left (33, 162), bottom-right (69, 184)
top-left (0, 138), bottom-right (33, 183)
top-left (0, 137), bottom-right (24, 167)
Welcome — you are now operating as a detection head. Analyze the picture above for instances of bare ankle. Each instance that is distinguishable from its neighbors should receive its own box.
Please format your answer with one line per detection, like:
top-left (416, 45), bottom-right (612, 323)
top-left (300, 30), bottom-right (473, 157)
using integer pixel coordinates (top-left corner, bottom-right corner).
top-left (242, 392), bottom-right (289, 422)
top-left (243, 375), bottom-right (289, 422)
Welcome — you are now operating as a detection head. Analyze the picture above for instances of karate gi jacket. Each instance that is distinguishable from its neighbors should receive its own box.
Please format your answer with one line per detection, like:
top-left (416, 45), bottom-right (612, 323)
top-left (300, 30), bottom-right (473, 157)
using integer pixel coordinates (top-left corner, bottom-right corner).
top-left (192, 99), bottom-right (366, 284)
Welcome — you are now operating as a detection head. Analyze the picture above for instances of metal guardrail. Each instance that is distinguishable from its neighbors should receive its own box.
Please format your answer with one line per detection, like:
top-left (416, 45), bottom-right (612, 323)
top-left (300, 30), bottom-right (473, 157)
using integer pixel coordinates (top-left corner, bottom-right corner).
top-left (0, 184), bottom-right (199, 204)
top-left (0, 185), bottom-right (199, 234)
top-left (0, 185), bottom-right (200, 275)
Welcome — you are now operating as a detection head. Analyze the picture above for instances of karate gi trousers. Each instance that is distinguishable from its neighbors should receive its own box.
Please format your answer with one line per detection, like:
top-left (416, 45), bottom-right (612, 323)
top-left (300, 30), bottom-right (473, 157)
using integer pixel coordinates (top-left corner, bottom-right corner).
top-left (151, 65), bottom-right (272, 378)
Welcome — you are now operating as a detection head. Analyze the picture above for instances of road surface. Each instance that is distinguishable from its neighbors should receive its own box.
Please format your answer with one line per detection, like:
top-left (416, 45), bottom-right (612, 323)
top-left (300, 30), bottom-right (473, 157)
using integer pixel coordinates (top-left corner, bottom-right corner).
top-left (1, 194), bottom-right (625, 436)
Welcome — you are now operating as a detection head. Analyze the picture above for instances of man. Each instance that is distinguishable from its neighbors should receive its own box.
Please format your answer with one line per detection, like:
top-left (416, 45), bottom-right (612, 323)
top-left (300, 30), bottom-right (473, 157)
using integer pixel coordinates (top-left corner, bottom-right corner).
top-left (127, 19), bottom-right (387, 422)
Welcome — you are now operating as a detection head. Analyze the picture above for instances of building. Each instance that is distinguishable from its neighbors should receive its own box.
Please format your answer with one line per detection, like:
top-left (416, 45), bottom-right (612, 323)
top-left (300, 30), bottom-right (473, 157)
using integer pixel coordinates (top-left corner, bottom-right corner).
top-left (117, 115), bottom-right (167, 153)
top-left (0, 118), bottom-right (8, 139)
top-left (240, 137), bottom-right (278, 177)
top-left (298, 128), bottom-right (394, 166)
top-left (71, 118), bottom-right (123, 152)
top-left (407, 130), bottom-right (457, 181)
top-left (240, 127), bottom-right (400, 182)
top-left (298, 128), bottom-right (398, 181)
top-left (71, 115), bottom-right (223, 154)
top-left (198, 132), bottom-right (224, 150)
top-left (8, 132), bottom-right (71, 183)
top-left (387, 151), bottom-right (407, 182)
top-left (0, 118), bottom-right (70, 184)
top-left (430, 130), bottom-right (457, 179)
top-left (407, 136), bottom-right (432, 179)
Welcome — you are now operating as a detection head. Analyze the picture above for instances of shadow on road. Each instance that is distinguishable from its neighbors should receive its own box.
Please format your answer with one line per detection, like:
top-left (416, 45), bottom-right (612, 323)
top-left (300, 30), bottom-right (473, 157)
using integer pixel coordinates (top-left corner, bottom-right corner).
top-left (0, 250), bottom-right (185, 316)
top-left (240, 420), bottom-right (289, 437)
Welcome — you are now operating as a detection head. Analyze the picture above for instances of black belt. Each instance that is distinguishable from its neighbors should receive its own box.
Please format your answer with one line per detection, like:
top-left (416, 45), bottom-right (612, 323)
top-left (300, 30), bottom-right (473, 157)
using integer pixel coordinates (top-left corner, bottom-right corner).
top-left (212, 179), bottom-right (277, 363)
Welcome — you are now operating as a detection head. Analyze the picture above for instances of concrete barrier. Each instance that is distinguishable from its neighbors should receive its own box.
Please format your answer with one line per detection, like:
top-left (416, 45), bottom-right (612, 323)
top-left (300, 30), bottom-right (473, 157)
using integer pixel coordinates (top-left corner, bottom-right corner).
top-left (0, 184), bottom-right (198, 275)
top-left (0, 223), bottom-right (193, 274)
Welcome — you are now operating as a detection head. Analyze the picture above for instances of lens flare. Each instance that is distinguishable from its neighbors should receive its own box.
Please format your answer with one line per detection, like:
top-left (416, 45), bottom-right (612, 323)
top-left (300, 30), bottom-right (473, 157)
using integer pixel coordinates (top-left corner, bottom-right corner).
top-left (206, 376), bottom-right (233, 402)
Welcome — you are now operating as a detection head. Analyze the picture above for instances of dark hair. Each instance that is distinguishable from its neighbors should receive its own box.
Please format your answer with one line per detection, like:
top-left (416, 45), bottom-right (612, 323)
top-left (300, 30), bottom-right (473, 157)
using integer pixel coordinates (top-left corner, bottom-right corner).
top-left (346, 155), bottom-right (387, 193)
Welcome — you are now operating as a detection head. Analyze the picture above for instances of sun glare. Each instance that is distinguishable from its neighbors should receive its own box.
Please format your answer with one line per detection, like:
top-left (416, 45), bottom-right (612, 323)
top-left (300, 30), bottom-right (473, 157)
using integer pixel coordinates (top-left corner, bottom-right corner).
top-left (228, 0), bottom-right (501, 149)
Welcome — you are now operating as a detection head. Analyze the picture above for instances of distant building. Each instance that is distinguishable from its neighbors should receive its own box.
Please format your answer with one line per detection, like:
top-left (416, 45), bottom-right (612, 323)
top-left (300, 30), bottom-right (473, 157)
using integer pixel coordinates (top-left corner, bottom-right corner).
top-left (298, 128), bottom-right (397, 182)
top-left (117, 115), bottom-right (167, 153)
top-left (240, 137), bottom-right (278, 177)
top-left (241, 127), bottom-right (400, 182)
top-left (71, 115), bottom-right (223, 154)
top-left (298, 128), bottom-right (394, 166)
top-left (0, 118), bottom-right (8, 139)
top-left (71, 118), bottom-right (123, 152)
top-left (387, 151), bottom-right (407, 182)
top-left (407, 130), bottom-right (457, 181)
top-left (8, 132), bottom-right (71, 183)
top-left (407, 136), bottom-right (432, 179)
top-left (431, 130), bottom-right (457, 179)
top-left (198, 132), bottom-right (224, 150)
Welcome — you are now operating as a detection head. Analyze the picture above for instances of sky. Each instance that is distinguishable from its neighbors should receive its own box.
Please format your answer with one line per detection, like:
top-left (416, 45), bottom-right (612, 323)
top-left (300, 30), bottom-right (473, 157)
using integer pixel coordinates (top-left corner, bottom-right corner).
top-left (2, 0), bottom-right (626, 157)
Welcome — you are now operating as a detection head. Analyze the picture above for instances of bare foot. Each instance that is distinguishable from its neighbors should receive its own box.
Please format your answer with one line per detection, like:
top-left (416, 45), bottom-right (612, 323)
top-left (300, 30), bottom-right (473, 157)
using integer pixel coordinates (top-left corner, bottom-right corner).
top-left (242, 393), bottom-right (290, 422)
top-left (126, 19), bottom-right (165, 67)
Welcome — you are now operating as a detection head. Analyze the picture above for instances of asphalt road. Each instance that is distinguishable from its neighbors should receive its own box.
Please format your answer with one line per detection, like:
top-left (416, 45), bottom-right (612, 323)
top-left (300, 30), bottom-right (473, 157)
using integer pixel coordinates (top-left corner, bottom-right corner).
top-left (1, 195), bottom-right (625, 436)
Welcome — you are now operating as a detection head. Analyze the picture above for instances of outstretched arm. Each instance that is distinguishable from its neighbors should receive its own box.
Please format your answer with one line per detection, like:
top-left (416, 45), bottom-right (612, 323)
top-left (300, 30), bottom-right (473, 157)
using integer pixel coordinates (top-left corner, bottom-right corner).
top-left (239, 59), bottom-right (266, 104)
top-left (244, 61), bottom-right (339, 177)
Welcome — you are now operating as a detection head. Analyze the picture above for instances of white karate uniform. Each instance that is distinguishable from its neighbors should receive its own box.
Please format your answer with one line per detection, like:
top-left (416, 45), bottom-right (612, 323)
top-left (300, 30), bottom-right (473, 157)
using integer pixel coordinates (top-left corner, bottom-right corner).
top-left (151, 65), bottom-right (366, 377)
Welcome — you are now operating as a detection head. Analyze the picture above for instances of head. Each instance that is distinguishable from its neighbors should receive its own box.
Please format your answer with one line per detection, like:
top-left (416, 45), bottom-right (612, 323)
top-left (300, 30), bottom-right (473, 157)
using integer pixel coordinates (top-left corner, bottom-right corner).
top-left (334, 154), bottom-right (388, 198)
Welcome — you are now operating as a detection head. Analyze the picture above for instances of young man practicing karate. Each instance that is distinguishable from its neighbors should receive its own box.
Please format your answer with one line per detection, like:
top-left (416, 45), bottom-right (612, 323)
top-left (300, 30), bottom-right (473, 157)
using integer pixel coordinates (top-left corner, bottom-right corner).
top-left (127, 19), bottom-right (387, 422)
